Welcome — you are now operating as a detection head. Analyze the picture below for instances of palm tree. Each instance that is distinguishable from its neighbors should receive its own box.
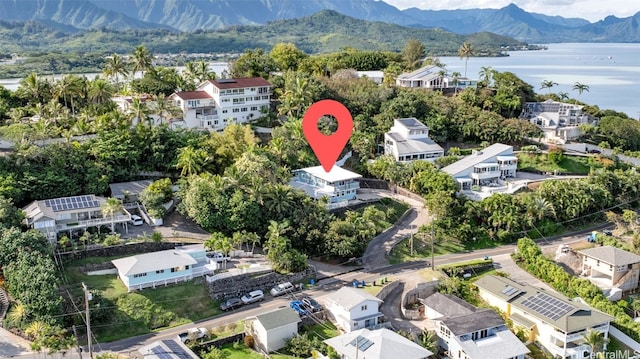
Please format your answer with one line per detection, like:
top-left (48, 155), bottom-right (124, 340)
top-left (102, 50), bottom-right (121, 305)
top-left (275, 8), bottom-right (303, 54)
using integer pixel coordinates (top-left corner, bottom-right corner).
top-left (153, 94), bottom-right (182, 126)
top-left (458, 42), bottom-right (474, 77)
top-left (557, 91), bottom-right (570, 101)
top-left (196, 60), bottom-right (215, 83)
top-left (478, 66), bottom-right (493, 87)
top-left (101, 197), bottom-right (123, 234)
top-left (572, 82), bottom-right (590, 97)
top-left (127, 96), bottom-right (151, 125)
top-left (103, 53), bottom-right (129, 91)
top-left (540, 80), bottom-right (558, 94)
top-left (582, 329), bottom-right (609, 357)
top-left (176, 146), bottom-right (210, 176)
top-left (451, 71), bottom-right (461, 94)
top-left (88, 78), bottom-right (115, 105)
top-left (263, 184), bottom-right (295, 220)
top-left (132, 45), bottom-right (153, 77)
top-left (205, 232), bottom-right (233, 268)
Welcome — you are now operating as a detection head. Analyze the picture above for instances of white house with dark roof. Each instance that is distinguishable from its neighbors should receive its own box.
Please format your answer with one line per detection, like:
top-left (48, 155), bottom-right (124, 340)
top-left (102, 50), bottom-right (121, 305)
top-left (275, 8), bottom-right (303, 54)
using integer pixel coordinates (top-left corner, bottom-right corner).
top-left (384, 118), bottom-right (444, 162)
top-left (396, 65), bottom-right (477, 90)
top-left (23, 194), bottom-right (132, 243)
top-left (520, 99), bottom-right (598, 142)
top-left (421, 292), bottom-right (529, 359)
top-left (170, 77), bottom-right (271, 131)
top-left (475, 275), bottom-right (613, 359)
top-left (579, 246), bottom-right (640, 292)
top-left (324, 328), bottom-right (433, 359)
top-left (245, 307), bottom-right (301, 353)
top-left (324, 287), bottom-right (384, 333)
top-left (111, 244), bottom-right (214, 291)
top-left (441, 143), bottom-right (518, 190)
top-left (289, 166), bottom-right (361, 209)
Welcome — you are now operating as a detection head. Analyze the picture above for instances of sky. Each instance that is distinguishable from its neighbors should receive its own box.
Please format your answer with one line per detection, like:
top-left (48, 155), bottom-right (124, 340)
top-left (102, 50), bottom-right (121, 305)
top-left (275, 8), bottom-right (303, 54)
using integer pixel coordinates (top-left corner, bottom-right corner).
top-left (382, 0), bottom-right (640, 23)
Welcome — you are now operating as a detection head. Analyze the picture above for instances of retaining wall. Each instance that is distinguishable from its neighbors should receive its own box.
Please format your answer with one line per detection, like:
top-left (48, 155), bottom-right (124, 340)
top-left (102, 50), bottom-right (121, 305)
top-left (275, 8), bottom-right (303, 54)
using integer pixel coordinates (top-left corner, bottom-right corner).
top-left (59, 241), bottom-right (178, 261)
top-left (401, 280), bottom-right (440, 320)
top-left (207, 267), bottom-right (316, 300)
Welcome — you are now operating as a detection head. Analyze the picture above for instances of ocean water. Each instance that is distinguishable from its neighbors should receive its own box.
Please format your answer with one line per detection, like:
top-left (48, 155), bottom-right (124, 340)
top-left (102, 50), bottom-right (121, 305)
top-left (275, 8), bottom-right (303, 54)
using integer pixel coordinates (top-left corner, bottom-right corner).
top-left (440, 43), bottom-right (640, 119)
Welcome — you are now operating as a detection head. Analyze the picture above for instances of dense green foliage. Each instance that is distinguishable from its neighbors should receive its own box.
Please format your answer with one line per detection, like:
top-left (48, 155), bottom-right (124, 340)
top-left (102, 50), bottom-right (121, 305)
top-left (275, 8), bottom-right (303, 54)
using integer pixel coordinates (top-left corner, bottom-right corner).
top-left (514, 237), bottom-right (640, 343)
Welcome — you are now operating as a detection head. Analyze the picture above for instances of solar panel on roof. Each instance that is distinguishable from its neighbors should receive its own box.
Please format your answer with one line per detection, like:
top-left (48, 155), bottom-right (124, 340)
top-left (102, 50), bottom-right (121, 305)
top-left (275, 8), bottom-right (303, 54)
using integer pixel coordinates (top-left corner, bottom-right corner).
top-left (501, 286), bottom-right (519, 296)
top-left (521, 293), bottom-right (574, 321)
top-left (349, 335), bottom-right (374, 352)
top-left (150, 345), bottom-right (173, 359)
top-left (162, 340), bottom-right (186, 357)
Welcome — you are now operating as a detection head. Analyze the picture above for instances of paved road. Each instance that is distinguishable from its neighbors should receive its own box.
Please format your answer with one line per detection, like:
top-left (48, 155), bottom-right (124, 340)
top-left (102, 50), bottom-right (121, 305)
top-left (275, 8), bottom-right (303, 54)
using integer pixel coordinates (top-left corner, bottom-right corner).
top-left (360, 189), bottom-right (429, 270)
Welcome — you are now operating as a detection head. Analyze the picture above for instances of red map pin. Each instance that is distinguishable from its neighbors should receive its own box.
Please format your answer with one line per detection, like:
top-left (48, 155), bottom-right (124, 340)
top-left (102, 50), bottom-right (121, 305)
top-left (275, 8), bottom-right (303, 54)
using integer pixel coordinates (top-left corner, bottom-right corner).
top-left (302, 99), bottom-right (353, 173)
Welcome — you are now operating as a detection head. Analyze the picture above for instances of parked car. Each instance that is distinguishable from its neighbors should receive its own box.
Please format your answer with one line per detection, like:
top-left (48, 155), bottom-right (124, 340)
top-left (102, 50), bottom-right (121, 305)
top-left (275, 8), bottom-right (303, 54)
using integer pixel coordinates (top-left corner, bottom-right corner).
top-left (206, 252), bottom-right (231, 262)
top-left (270, 282), bottom-right (295, 297)
top-left (290, 300), bottom-right (310, 316)
top-left (301, 296), bottom-right (322, 312)
top-left (220, 297), bottom-right (243, 311)
top-left (128, 215), bottom-right (144, 226)
top-left (588, 149), bottom-right (602, 154)
top-left (177, 327), bottom-right (208, 343)
top-left (603, 229), bottom-right (613, 236)
top-left (241, 290), bottom-right (264, 304)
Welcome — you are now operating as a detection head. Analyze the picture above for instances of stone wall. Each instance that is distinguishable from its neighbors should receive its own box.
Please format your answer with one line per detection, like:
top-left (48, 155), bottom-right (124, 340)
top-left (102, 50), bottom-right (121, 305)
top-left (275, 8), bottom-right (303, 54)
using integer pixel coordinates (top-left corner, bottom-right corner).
top-left (207, 267), bottom-right (316, 300)
top-left (401, 280), bottom-right (439, 320)
top-left (59, 241), bottom-right (179, 261)
top-left (194, 333), bottom-right (245, 352)
top-left (357, 178), bottom-right (390, 190)
top-left (376, 280), bottom-right (401, 301)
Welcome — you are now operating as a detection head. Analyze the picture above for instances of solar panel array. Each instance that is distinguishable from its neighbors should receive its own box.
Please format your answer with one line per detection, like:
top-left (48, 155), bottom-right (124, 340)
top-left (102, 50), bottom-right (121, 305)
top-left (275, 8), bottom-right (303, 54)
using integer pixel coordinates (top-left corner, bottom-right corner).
top-left (521, 292), bottom-right (574, 321)
top-left (44, 195), bottom-right (100, 212)
top-left (162, 340), bottom-right (186, 357)
top-left (501, 285), bottom-right (520, 297)
top-left (149, 345), bottom-right (173, 359)
top-left (349, 335), bottom-right (374, 352)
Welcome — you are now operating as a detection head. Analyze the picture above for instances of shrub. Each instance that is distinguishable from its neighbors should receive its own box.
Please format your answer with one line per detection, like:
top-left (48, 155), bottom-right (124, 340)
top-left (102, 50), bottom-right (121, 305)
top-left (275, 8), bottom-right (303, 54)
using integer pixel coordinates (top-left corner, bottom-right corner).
top-left (243, 334), bottom-right (255, 348)
top-left (547, 147), bottom-right (564, 164)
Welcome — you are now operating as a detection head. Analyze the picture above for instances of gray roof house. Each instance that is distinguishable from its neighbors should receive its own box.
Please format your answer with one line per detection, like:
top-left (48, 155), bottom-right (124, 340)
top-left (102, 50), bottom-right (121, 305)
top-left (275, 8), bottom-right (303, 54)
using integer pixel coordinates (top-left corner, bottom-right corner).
top-left (109, 180), bottom-right (153, 203)
top-left (324, 328), bottom-right (433, 359)
top-left (246, 307), bottom-right (301, 353)
top-left (396, 65), bottom-right (477, 90)
top-left (579, 246), bottom-right (640, 292)
top-left (137, 339), bottom-right (199, 359)
top-left (325, 287), bottom-right (384, 332)
top-left (384, 118), bottom-right (444, 163)
top-left (441, 143), bottom-right (518, 193)
top-left (422, 292), bottom-right (529, 359)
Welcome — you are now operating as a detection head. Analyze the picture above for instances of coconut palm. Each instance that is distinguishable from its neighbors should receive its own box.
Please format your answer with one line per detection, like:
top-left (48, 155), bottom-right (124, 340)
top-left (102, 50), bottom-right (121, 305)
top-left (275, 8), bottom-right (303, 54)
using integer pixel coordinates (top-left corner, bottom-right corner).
top-left (540, 80), bottom-right (558, 94)
top-left (558, 91), bottom-right (570, 101)
top-left (127, 96), bottom-right (151, 124)
top-left (478, 66), bottom-right (494, 87)
top-left (458, 42), bottom-right (474, 77)
top-left (582, 329), bottom-right (609, 357)
top-left (263, 184), bottom-right (295, 220)
top-left (196, 60), bottom-right (215, 83)
top-left (451, 71), bottom-right (461, 94)
top-left (103, 53), bottom-right (129, 91)
top-left (572, 82), bottom-right (590, 97)
top-left (132, 45), bottom-right (154, 77)
top-left (152, 94), bottom-right (182, 126)
top-left (176, 146), bottom-right (211, 176)
top-left (88, 78), bottom-right (115, 105)
top-left (101, 197), bottom-right (123, 234)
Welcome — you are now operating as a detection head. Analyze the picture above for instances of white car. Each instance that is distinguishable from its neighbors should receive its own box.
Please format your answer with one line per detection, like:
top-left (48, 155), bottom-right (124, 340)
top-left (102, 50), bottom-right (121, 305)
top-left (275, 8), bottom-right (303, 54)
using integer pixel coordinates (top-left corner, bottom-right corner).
top-left (270, 282), bottom-right (295, 297)
top-left (241, 290), bottom-right (264, 304)
top-left (129, 215), bottom-right (144, 226)
top-left (177, 327), bottom-right (208, 343)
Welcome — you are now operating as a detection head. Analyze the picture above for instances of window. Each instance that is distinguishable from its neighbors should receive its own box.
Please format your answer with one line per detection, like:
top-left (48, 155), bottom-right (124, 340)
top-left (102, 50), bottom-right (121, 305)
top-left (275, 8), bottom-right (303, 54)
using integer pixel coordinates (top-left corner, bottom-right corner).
top-left (134, 272), bottom-right (147, 278)
top-left (361, 305), bottom-right (367, 311)
top-left (258, 87), bottom-right (269, 94)
top-left (251, 106), bottom-right (258, 111)
top-left (261, 95), bottom-right (269, 100)
top-left (233, 108), bottom-right (240, 113)
top-left (155, 270), bottom-right (164, 274)
top-left (254, 96), bottom-right (260, 101)
top-left (222, 110), bottom-right (228, 114)
top-left (241, 107), bottom-right (247, 112)
top-left (222, 98), bottom-right (230, 103)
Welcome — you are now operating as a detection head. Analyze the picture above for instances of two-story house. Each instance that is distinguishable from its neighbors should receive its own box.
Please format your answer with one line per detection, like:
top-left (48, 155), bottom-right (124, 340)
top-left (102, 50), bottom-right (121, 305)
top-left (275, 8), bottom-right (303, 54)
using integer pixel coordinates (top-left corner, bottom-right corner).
top-left (384, 118), bottom-right (444, 162)
top-left (422, 293), bottom-right (529, 359)
top-left (170, 77), bottom-right (271, 131)
top-left (245, 307), bottom-right (301, 353)
top-left (111, 244), bottom-right (215, 291)
top-left (325, 287), bottom-right (384, 332)
top-left (520, 99), bottom-right (598, 142)
top-left (289, 166), bottom-right (361, 209)
top-left (396, 65), bottom-right (477, 90)
top-left (441, 143), bottom-right (518, 190)
top-left (579, 246), bottom-right (640, 293)
top-left (475, 275), bottom-right (613, 359)
top-left (23, 194), bottom-right (132, 243)
top-left (324, 328), bottom-right (433, 359)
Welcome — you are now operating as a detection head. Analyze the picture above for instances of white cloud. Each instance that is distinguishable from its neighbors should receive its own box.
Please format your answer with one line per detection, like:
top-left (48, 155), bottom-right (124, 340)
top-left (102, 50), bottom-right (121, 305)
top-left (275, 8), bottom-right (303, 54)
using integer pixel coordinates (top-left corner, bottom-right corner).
top-left (383, 0), bottom-right (640, 22)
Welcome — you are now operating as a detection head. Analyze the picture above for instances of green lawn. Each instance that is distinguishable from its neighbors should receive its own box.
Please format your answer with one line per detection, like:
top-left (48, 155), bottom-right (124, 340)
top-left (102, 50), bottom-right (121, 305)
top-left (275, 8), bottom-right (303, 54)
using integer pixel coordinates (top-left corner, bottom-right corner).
top-left (517, 153), bottom-right (590, 174)
top-left (389, 234), bottom-right (471, 264)
top-left (304, 322), bottom-right (339, 341)
top-left (340, 197), bottom-right (410, 226)
top-left (65, 264), bottom-right (221, 342)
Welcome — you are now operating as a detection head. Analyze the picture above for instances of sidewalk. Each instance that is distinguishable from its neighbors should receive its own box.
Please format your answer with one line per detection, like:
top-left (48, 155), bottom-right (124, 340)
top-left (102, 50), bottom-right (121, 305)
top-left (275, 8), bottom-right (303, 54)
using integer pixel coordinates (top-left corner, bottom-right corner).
top-left (0, 327), bottom-right (31, 358)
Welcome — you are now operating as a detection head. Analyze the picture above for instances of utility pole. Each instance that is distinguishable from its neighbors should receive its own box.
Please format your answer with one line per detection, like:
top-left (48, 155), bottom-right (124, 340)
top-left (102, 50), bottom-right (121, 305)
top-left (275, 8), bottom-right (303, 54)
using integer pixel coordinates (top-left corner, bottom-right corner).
top-left (82, 282), bottom-right (93, 359)
top-left (431, 226), bottom-right (435, 269)
top-left (409, 225), bottom-right (414, 256)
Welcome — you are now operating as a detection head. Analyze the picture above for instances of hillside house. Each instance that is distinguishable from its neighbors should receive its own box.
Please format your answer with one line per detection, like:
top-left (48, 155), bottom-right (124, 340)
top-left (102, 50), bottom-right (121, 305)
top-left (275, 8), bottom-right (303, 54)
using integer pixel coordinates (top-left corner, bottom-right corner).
top-left (289, 166), bottom-right (361, 209)
top-left (170, 77), bottom-right (271, 131)
top-left (421, 293), bottom-right (529, 359)
top-left (324, 287), bottom-right (384, 332)
top-left (441, 143), bottom-right (518, 190)
top-left (23, 194), bottom-right (132, 243)
top-left (384, 118), bottom-right (444, 162)
top-left (579, 246), bottom-right (640, 293)
top-left (475, 275), bottom-right (613, 359)
top-left (396, 65), bottom-right (477, 90)
top-left (520, 100), bottom-right (598, 142)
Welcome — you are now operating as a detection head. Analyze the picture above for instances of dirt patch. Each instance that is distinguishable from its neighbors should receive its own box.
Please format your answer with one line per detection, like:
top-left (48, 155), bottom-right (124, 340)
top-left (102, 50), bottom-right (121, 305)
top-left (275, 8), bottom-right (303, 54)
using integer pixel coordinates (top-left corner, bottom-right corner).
top-left (543, 244), bottom-right (583, 276)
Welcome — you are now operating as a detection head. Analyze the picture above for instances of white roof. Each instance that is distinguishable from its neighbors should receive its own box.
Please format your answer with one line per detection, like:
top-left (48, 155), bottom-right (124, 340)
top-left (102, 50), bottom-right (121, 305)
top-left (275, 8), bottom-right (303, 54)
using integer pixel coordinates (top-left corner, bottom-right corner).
top-left (23, 194), bottom-right (107, 224)
top-left (325, 328), bottom-right (433, 359)
top-left (327, 287), bottom-right (382, 311)
top-left (294, 166), bottom-right (362, 183)
top-left (112, 249), bottom-right (197, 276)
top-left (457, 326), bottom-right (530, 359)
top-left (442, 143), bottom-right (513, 177)
top-left (397, 65), bottom-right (446, 81)
top-left (138, 339), bottom-right (199, 359)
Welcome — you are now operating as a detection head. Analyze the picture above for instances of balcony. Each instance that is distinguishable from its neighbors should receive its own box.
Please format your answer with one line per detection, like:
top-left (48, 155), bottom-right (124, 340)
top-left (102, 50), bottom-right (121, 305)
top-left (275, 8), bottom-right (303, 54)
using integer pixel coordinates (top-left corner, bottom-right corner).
top-left (334, 183), bottom-right (359, 191)
top-left (471, 168), bottom-right (500, 180)
top-left (196, 114), bottom-right (218, 121)
top-left (185, 99), bottom-right (215, 109)
top-left (55, 214), bottom-right (132, 231)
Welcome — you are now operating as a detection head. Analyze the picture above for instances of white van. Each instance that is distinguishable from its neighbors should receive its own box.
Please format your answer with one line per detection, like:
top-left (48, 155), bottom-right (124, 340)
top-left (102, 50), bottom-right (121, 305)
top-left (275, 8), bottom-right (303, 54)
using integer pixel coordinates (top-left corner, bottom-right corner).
top-left (129, 215), bottom-right (144, 226)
